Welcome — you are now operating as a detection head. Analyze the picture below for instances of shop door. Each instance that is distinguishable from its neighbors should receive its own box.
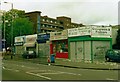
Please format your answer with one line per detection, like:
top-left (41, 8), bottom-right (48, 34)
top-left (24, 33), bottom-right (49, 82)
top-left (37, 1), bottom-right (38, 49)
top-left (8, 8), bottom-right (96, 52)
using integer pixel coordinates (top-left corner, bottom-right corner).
top-left (92, 41), bottom-right (110, 62)
top-left (38, 43), bottom-right (50, 57)
top-left (70, 42), bottom-right (76, 61)
top-left (16, 46), bottom-right (24, 55)
top-left (76, 41), bottom-right (84, 61)
top-left (84, 41), bottom-right (91, 61)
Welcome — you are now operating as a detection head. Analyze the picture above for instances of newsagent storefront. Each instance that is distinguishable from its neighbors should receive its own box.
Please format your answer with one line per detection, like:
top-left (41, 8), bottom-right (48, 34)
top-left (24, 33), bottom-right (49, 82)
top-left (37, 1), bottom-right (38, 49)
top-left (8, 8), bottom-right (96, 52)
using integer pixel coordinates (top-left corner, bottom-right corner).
top-left (68, 26), bottom-right (112, 63)
top-left (50, 30), bottom-right (68, 59)
top-left (14, 36), bottom-right (25, 55)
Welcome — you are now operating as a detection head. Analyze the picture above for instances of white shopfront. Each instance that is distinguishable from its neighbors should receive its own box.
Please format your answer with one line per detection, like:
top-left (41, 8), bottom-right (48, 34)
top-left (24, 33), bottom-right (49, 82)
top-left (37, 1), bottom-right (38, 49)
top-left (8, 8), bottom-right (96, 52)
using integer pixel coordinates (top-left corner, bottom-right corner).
top-left (14, 36), bottom-right (25, 55)
top-left (23, 34), bottom-right (37, 54)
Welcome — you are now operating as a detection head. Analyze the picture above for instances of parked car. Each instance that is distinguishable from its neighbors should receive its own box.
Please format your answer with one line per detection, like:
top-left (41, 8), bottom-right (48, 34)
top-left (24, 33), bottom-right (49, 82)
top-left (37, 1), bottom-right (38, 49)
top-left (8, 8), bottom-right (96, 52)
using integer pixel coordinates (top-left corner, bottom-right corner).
top-left (105, 49), bottom-right (120, 62)
top-left (22, 51), bottom-right (36, 59)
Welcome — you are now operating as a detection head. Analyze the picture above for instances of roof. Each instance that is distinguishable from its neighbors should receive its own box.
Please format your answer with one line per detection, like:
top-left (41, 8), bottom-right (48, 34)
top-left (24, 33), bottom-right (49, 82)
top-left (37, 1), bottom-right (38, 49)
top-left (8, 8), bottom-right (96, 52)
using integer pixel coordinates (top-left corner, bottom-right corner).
top-left (25, 11), bottom-right (41, 14)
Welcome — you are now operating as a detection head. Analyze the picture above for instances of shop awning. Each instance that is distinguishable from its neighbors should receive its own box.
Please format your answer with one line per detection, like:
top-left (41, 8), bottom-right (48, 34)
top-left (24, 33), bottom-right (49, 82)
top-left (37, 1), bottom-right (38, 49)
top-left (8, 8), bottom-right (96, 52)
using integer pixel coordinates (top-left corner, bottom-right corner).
top-left (23, 43), bottom-right (35, 47)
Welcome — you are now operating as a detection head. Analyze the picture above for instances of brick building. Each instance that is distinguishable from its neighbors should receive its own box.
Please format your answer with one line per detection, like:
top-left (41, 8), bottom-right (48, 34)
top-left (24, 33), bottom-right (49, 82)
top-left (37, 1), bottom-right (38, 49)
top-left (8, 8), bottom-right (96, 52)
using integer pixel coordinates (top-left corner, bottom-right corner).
top-left (40, 16), bottom-right (64, 33)
top-left (25, 11), bottom-right (83, 34)
top-left (25, 11), bottom-right (41, 34)
top-left (57, 16), bottom-right (83, 29)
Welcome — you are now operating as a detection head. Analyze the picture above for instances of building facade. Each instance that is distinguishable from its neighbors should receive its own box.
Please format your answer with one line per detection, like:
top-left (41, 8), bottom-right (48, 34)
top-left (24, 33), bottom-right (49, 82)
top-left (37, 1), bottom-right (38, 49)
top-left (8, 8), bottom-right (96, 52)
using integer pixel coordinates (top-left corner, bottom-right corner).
top-left (40, 16), bottom-right (64, 33)
top-left (57, 16), bottom-right (83, 29)
top-left (25, 11), bottom-right (83, 34)
top-left (25, 11), bottom-right (41, 34)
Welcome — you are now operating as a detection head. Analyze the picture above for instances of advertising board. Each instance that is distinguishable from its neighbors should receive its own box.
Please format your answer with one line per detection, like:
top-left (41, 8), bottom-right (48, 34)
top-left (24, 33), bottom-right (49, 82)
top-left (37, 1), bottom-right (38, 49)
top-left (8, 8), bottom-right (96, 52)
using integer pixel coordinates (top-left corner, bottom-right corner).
top-left (78, 27), bottom-right (91, 36)
top-left (68, 26), bottom-right (112, 38)
top-left (25, 34), bottom-right (37, 43)
top-left (68, 28), bottom-right (78, 37)
top-left (15, 36), bottom-right (24, 43)
top-left (91, 26), bottom-right (112, 38)
top-left (50, 30), bottom-right (67, 40)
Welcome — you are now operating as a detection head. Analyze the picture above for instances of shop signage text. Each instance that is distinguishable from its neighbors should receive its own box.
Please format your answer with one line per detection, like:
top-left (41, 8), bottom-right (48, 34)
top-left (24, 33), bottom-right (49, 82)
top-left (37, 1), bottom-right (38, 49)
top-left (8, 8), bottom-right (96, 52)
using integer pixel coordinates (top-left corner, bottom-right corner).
top-left (68, 26), bottom-right (112, 38)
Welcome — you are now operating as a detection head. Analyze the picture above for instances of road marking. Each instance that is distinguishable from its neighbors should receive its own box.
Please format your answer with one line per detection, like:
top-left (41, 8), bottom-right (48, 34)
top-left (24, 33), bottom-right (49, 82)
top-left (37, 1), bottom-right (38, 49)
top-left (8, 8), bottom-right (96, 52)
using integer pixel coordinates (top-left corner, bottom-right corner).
top-left (28, 69), bottom-right (81, 76)
top-left (60, 71), bottom-right (81, 76)
top-left (3, 66), bottom-right (5, 69)
top-left (106, 78), bottom-right (115, 80)
top-left (26, 72), bottom-right (51, 80)
top-left (2, 66), bottom-right (20, 72)
top-left (40, 72), bottom-right (63, 75)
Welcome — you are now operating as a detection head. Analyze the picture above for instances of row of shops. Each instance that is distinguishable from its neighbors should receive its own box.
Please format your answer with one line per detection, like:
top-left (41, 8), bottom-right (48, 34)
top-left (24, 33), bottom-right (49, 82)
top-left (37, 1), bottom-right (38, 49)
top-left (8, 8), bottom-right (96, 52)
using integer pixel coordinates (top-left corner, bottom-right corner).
top-left (14, 26), bottom-right (112, 62)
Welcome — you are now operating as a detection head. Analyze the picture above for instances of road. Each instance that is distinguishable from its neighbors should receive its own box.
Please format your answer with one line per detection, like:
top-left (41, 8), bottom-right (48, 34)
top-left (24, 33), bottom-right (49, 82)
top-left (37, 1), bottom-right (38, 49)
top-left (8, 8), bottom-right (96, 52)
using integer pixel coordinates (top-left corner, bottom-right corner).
top-left (2, 60), bottom-right (119, 81)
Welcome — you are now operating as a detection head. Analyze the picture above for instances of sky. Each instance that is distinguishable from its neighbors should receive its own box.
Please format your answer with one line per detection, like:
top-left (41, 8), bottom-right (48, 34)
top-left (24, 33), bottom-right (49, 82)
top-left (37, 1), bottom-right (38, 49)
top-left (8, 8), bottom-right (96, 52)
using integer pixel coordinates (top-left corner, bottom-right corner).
top-left (0, 0), bottom-right (119, 25)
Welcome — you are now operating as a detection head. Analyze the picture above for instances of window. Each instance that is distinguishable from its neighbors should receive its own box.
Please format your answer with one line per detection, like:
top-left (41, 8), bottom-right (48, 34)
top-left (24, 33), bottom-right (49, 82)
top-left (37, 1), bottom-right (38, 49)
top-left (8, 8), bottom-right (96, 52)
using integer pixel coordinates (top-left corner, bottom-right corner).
top-left (42, 24), bottom-right (45, 27)
top-left (55, 21), bottom-right (57, 24)
top-left (42, 19), bottom-right (45, 21)
top-left (67, 24), bottom-right (69, 26)
top-left (50, 20), bottom-right (53, 23)
top-left (46, 19), bottom-right (49, 22)
top-left (60, 21), bottom-right (63, 24)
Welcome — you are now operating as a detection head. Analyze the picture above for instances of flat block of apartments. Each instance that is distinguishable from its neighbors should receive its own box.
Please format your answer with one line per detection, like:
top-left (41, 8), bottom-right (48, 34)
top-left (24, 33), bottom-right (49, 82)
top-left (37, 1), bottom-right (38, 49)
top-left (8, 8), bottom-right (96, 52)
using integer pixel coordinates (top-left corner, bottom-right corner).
top-left (25, 11), bottom-right (83, 34)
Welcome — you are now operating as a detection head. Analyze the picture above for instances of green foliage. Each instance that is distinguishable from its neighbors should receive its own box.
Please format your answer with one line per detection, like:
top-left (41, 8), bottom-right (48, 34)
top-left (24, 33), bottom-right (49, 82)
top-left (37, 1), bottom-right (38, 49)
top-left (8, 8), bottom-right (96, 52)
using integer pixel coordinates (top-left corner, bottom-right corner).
top-left (113, 28), bottom-right (120, 49)
top-left (116, 29), bottom-right (120, 44)
top-left (2, 9), bottom-right (33, 47)
top-left (13, 17), bottom-right (33, 37)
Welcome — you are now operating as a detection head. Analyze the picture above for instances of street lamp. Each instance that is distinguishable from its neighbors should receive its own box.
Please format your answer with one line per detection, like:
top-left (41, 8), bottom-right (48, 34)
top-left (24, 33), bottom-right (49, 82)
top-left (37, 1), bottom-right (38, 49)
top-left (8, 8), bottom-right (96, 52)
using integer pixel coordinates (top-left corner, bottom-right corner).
top-left (4, 2), bottom-right (13, 49)
top-left (0, 3), bottom-right (6, 49)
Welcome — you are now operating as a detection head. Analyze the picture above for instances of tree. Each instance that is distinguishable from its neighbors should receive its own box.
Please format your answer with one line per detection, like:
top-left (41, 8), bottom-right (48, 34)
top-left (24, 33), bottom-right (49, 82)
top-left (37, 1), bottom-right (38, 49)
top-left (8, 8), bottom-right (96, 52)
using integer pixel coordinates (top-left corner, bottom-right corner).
top-left (112, 28), bottom-right (120, 49)
top-left (2, 9), bottom-right (33, 47)
top-left (13, 17), bottom-right (33, 37)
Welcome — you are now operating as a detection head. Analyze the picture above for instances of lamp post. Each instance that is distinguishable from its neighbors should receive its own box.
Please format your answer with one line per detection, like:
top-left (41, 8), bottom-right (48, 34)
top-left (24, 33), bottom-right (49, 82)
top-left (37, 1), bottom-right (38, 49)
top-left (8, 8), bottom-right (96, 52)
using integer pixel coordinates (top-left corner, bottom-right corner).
top-left (0, 3), bottom-right (2, 51)
top-left (3, 12), bottom-right (6, 49)
top-left (4, 2), bottom-right (13, 48)
top-left (0, 3), bottom-right (6, 50)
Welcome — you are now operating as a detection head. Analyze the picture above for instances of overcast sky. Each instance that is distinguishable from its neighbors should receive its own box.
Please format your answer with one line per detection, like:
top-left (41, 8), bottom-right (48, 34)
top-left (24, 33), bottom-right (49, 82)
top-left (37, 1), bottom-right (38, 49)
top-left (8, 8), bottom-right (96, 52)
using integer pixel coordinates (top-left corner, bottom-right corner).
top-left (0, 0), bottom-right (119, 25)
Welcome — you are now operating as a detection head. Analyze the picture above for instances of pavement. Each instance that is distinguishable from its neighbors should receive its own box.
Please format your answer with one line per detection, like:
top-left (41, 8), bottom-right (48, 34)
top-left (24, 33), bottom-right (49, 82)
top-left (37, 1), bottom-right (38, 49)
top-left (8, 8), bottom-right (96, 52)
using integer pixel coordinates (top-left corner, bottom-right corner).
top-left (51, 58), bottom-right (120, 70)
top-left (2, 55), bottom-right (120, 70)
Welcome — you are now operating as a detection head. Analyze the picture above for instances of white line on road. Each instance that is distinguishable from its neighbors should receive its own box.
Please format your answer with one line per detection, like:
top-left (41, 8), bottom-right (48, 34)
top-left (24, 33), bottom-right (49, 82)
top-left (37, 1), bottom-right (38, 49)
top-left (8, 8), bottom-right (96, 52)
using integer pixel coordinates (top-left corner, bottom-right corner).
top-left (2, 66), bottom-right (20, 72)
top-left (28, 69), bottom-right (82, 76)
top-left (106, 78), bottom-right (115, 80)
top-left (40, 72), bottom-right (63, 75)
top-left (60, 71), bottom-right (81, 76)
top-left (26, 72), bottom-right (51, 80)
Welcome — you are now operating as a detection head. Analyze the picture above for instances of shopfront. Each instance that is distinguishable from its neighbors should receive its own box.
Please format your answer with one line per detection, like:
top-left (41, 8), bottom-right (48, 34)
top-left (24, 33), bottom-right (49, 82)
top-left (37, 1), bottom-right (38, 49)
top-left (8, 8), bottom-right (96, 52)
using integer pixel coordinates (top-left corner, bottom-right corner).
top-left (23, 34), bottom-right (37, 55)
top-left (68, 26), bottom-right (112, 62)
top-left (50, 30), bottom-right (68, 59)
top-left (14, 36), bottom-right (25, 55)
top-left (37, 33), bottom-right (50, 58)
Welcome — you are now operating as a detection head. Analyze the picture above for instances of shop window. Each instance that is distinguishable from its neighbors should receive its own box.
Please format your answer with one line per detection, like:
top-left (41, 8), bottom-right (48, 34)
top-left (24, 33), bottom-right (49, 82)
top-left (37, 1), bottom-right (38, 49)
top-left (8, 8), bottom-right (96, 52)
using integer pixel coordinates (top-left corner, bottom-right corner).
top-left (53, 41), bottom-right (68, 53)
